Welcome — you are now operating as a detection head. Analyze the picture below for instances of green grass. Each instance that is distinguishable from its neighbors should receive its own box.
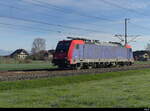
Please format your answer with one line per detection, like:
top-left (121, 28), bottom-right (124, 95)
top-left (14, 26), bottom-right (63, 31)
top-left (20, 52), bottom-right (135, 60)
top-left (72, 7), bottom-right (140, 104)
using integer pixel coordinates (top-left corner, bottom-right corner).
top-left (0, 69), bottom-right (150, 107)
top-left (0, 61), bottom-right (56, 71)
top-left (0, 57), bottom-right (56, 71)
top-left (134, 61), bottom-right (150, 65)
top-left (0, 64), bottom-right (54, 71)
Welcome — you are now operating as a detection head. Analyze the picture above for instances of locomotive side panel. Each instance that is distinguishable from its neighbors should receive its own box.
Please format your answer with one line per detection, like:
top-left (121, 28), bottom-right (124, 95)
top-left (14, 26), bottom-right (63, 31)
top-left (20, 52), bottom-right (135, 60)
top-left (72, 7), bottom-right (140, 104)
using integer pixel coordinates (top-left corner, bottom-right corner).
top-left (72, 44), bottom-right (133, 63)
top-left (116, 47), bottom-right (128, 60)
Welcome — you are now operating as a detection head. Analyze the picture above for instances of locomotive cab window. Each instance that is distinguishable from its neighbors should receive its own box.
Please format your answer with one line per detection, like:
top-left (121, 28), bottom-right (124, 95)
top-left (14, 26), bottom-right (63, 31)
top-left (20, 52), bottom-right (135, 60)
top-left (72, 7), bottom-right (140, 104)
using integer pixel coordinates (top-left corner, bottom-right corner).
top-left (56, 41), bottom-right (71, 53)
top-left (75, 44), bottom-right (79, 49)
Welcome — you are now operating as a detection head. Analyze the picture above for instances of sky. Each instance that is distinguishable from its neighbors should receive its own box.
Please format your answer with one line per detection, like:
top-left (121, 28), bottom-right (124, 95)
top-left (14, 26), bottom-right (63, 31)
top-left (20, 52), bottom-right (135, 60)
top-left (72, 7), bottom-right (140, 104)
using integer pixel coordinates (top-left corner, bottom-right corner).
top-left (0, 0), bottom-right (150, 52)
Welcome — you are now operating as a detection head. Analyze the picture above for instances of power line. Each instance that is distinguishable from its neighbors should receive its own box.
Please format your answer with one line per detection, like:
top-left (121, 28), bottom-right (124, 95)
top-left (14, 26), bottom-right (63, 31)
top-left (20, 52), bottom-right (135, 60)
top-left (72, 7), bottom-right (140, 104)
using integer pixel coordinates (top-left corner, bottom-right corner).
top-left (0, 23), bottom-right (52, 33)
top-left (0, 14), bottom-right (112, 34)
top-left (0, 2), bottom-right (112, 33)
top-left (100, 0), bottom-right (149, 17)
top-left (21, 0), bottom-right (115, 22)
top-left (0, 1), bottom-right (123, 35)
top-left (29, 0), bottom-right (150, 33)
top-left (0, 2), bottom-right (115, 29)
top-left (0, 2), bottom-right (59, 19)
top-left (99, 0), bottom-right (150, 34)
top-left (0, 22), bottom-right (90, 36)
top-left (130, 22), bottom-right (150, 31)
top-left (0, 22), bottom-right (57, 32)
top-left (100, 0), bottom-right (150, 36)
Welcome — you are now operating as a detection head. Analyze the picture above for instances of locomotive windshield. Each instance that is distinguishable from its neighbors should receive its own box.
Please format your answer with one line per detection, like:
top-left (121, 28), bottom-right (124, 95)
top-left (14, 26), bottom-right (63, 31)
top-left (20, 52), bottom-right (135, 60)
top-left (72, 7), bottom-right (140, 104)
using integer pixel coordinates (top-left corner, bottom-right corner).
top-left (56, 41), bottom-right (71, 53)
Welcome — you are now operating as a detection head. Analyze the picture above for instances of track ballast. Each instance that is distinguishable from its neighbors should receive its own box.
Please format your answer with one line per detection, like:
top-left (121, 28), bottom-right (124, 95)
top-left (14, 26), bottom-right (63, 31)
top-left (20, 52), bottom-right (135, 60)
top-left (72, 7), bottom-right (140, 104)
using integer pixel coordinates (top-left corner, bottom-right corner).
top-left (0, 64), bottom-right (150, 81)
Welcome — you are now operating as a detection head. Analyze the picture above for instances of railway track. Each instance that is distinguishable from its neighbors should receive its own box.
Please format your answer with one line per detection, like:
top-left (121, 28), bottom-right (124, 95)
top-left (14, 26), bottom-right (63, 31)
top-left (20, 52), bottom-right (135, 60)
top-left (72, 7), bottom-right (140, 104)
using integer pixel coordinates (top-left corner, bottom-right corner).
top-left (0, 64), bottom-right (150, 81)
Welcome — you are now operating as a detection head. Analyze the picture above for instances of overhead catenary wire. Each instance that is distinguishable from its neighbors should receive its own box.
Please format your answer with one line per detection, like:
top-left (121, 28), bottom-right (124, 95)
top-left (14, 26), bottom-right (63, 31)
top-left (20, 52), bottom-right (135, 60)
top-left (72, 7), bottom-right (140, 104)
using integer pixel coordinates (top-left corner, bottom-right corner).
top-left (98, 0), bottom-right (150, 35)
top-left (100, 0), bottom-right (149, 17)
top-left (0, 2), bottom-right (116, 29)
top-left (130, 22), bottom-right (150, 31)
top-left (0, 0), bottom-right (132, 36)
top-left (22, 0), bottom-right (150, 35)
top-left (0, 1), bottom-right (114, 34)
top-left (0, 22), bottom-right (90, 37)
top-left (0, 14), bottom-right (112, 34)
top-left (0, 2), bottom-right (59, 19)
top-left (24, 0), bottom-right (115, 22)
top-left (0, 2), bottom-right (115, 37)
top-left (0, 0), bottom-right (149, 51)
top-left (2, 0), bottom-right (149, 38)
top-left (0, 22), bottom-right (58, 32)
top-left (0, 0), bottom-right (114, 22)
top-left (0, 2), bottom-right (112, 34)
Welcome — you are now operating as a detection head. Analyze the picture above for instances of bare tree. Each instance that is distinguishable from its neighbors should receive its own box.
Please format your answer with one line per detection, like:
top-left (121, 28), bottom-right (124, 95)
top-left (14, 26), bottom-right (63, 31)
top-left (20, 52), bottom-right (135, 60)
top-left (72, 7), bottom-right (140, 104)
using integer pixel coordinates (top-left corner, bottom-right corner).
top-left (146, 43), bottom-right (150, 51)
top-left (31, 38), bottom-right (46, 54)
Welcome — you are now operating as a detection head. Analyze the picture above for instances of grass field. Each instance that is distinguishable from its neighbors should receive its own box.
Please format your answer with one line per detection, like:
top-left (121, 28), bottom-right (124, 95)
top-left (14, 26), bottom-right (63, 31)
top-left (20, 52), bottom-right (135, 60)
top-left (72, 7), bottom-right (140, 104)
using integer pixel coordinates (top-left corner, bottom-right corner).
top-left (134, 61), bottom-right (150, 65)
top-left (0, 57), bottom-right (149, 71)
top-left (0, 61), bottom-right (56, 71)
top-left (0, 69), bottom-right (150, 108)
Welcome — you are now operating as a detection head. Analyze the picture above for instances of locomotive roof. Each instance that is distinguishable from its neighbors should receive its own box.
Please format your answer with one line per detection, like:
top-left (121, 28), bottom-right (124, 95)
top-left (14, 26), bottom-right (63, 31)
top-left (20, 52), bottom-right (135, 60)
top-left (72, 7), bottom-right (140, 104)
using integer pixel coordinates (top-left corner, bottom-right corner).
top-left (66, 36), bottom-right (123, 47)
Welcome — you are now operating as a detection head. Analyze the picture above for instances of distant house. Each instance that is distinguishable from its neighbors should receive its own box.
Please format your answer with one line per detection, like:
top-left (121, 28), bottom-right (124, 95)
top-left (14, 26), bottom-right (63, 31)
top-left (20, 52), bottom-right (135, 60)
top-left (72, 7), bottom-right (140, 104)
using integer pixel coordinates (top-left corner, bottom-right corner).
top-left (10, 49), bottom-right (29, 60)
top-left (133, 50), bottom-right (150, 61)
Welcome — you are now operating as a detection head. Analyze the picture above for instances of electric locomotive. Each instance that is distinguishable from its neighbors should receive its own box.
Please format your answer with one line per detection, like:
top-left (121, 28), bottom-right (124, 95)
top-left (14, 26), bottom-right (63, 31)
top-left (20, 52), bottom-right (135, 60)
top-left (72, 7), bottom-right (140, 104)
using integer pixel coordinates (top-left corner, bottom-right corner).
top-left (52, 37), bottom-right (134, 69)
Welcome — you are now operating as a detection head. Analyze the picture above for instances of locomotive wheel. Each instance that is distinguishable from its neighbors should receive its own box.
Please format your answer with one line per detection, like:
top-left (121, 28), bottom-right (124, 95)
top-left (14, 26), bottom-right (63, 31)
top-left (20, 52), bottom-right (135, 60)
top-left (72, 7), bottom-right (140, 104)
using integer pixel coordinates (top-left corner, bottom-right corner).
top-left (119, 63), bottom-right (125, 67)
top-left (76, 66), bottom-right (82, 70)
top-left (129, 62), bottom-right (133, 66)
top-left (87, 65), bottom-right (93, 69)
top-left (73, 64), bottom-right (82, 70)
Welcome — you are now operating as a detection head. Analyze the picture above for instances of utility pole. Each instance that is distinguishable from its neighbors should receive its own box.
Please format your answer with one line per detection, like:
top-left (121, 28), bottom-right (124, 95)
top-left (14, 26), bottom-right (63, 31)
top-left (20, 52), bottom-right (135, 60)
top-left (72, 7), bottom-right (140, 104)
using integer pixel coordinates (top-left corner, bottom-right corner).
top-left (114, 18), bottom-right (140, 46)
top-left (125, 18), bottom-right (130, 45)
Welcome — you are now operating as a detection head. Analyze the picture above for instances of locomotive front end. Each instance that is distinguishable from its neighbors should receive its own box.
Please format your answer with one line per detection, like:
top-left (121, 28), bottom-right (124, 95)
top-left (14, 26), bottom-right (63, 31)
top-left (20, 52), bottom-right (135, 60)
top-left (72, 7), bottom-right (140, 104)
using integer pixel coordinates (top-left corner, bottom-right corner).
top-left (52, 40), bottom-right (71, 68)
top-left (52, 39), bottom-right (85, 69)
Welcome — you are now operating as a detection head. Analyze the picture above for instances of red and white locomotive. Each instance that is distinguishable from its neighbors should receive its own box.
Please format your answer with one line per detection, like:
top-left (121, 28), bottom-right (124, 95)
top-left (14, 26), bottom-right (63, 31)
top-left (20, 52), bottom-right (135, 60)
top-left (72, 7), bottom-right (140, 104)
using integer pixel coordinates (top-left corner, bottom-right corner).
top-left (52, 37), bottom-right (134, 69)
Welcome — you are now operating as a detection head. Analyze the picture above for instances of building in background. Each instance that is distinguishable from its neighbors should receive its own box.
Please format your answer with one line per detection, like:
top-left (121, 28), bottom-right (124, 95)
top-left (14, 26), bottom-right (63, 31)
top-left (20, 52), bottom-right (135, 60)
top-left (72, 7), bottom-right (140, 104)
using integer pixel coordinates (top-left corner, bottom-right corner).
top-left (133, 50), bottom-right (150, 61)
top-left (10, 49), bottom-right (29, 60)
